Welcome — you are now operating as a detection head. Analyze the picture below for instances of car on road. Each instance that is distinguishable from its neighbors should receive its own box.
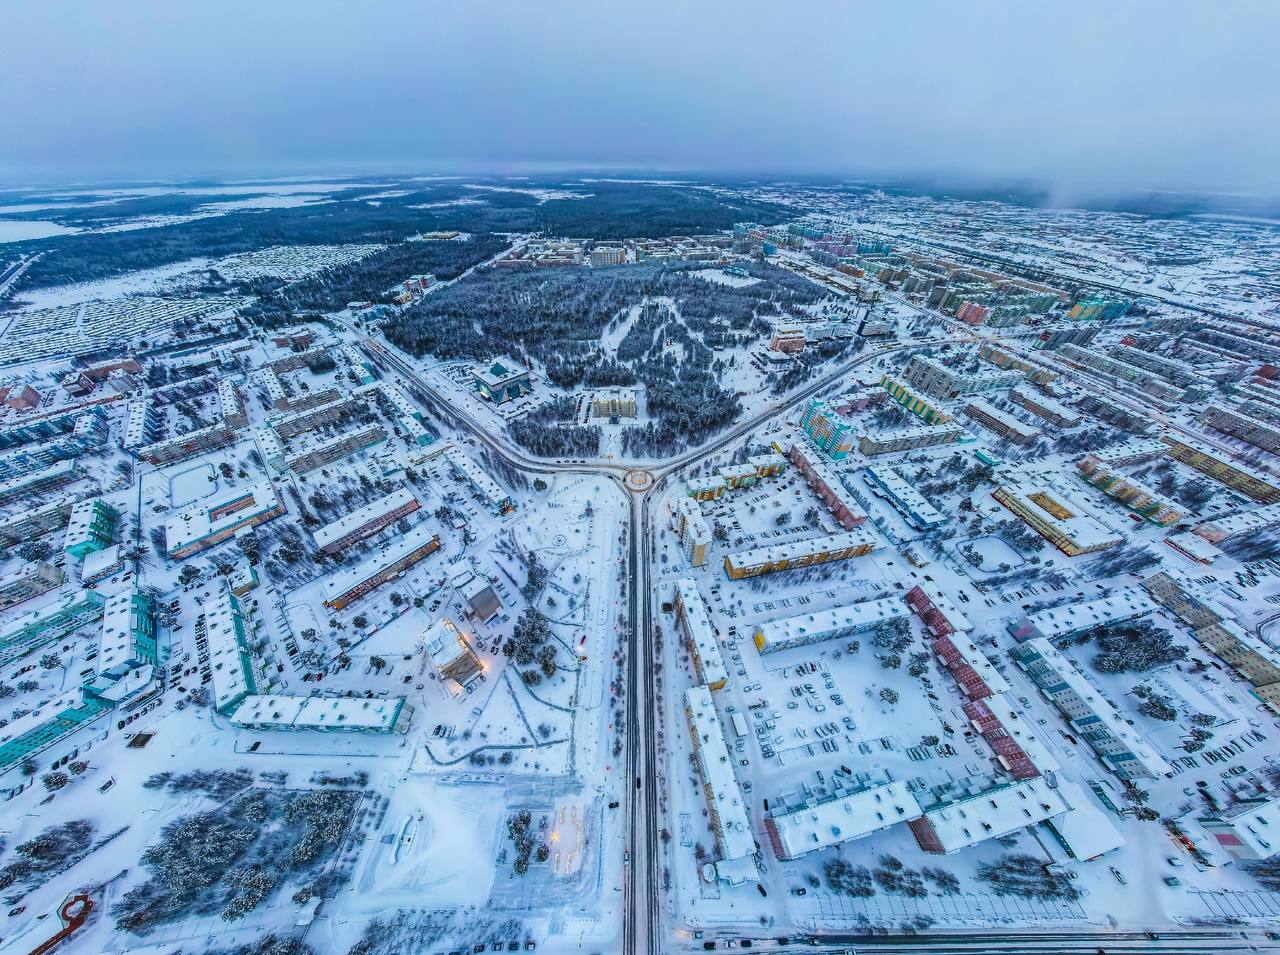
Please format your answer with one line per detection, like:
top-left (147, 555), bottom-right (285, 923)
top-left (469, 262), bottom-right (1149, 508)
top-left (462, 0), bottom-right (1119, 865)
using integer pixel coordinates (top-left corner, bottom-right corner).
top-left (1110, 867), bottom-right (1127, 885)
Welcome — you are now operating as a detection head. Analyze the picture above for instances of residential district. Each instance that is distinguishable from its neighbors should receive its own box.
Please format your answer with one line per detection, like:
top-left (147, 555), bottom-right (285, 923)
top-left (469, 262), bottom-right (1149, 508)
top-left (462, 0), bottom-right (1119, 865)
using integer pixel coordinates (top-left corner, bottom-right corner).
top-left (0, 177), bottom-right (1279, 955)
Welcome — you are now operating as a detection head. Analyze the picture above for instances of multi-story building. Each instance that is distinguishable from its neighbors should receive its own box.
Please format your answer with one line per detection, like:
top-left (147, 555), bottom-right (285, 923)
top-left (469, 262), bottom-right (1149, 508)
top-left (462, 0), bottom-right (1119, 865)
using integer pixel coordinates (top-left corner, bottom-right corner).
top-left (1201, 402), bottom-right (1280, 455)
top-left (443, 447), bottom-right (514, 514)
top-left (1084, 437), bottom-right (1167, 468)
top-left (1076, 393), bottom-right (1152, 434)
top-left (753, 596), bottom-right (907, 655)
top-left (322, 523), bottom-right (442, 611)
top-left (312, 488), bottom-right (420, 555)
top-left (122, 398), bottom-right (161, 450)
top-left (684, 685), bottom-right (758, 884)
top-left (95, 589), bottom-right (158, 678)
top-left (217, 379), bottom-right (249, 429)
top-left (206, 586), bottom-right (261, 717)
top-left (670, 497), bottom-right (712, 567)
top-left (1011, 638), bottom-right (1171, 779)
top-left (1010, 387), bottom-right (1081, 428)
top-left (769, 326), bottom-right (806, 354)
top-left (908, 777), bottom-right (1071, 854)
top-left (1192, 503), bottom-right (1280, 544)
top-left (764, 778), bottom-right (921, 861)
top-left (977, 343), bottom-right (1059, 385)
top-left (858, 423), bottom-right (967, 456)
top-left (799, 397), bottom-right (856, 460)
top-left (472, 357), bottom-right (532, 404)
top-left (420, 617), bottom-right (485, 690)
top-left (904, 583), bottom-right (973, 638)
top-left (285, 423), bottom-right (388, 474)
top-left (724, 527), bottom-right (879, 580)
top-left (137, 420), bottom-right (238, 466)
top-left (0, 589), bottom-right (106, 668)
top-left (165, 482), bottom-right (286, 560)
top-left (0, 492), bottom-right (82, 547)
top-left (899, 354), bottom-right (1019, 400)
top-left (1161, 435), bottom-right (1280, 503)
top-left (931, 631), bottom-right (1010, 701)
top-left (589, 388), bottom-right (638, 419)
top-left (589, 246), bottom-right (625, 268)
top-left (992, 477), bottom-right (1123, 556)
top-left (0, 459), bottom-right (80, 507)
top-left (787, 443), bottom-right (866, 530)
top-left (863, 465), bottom-right (946, 529)
top-left (63, 498), bottom-right (118, 559)
top-left (1067, 296), bottom-right (1131, 323)
top-left (1006, 588), bottom-right (1158, 643)
top-left (880, 375), bottom-right (954, 424)
top-left (673, 579), bottom-right (727, 691)
top-left (964, 399), bottom-right (1040, 446)
top-left (1076, 456), bottom-right (1185, 526)
top-left (268, 394), bottom-right (362, 440)
top-left (1058, 344), bottom-right (1189, 403)
top-left (1197, 795), bottom-right (1280, 861)
top-left (0, 561), bottom-right (63, 611)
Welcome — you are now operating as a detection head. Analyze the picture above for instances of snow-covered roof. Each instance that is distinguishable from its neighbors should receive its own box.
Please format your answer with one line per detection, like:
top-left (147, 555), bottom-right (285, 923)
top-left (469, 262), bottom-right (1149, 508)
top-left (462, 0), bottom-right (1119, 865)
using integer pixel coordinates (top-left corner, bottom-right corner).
top-left (684, 685), bottom-right (757, 877)
top-left (312, 488), bottom-right (418, 551)
top-left (1045, 780), bottom-right (1125, 861)
top-left (725, 526), bottom-right (879, 573)
top-left (995, 475), bottom-right (1123, 553)
top-left (165, 481), bottom-right (283, 555)
top-left (919, 777), bottom-right (1071, 853)
top-left (1012, 588), bottom-right (1158, 642)
top-left (231, 694), bottom-right (408, 732)
top-left (864, 464), bottom-right (946, 527)
top-left (754, 596), bottom-right (908, 655)
top-left (767, 779), bottom-right (921, 858)
top-left (673, 579), bottom-right (728, 689)
top-left (321, 522), bottom-right (441, 606)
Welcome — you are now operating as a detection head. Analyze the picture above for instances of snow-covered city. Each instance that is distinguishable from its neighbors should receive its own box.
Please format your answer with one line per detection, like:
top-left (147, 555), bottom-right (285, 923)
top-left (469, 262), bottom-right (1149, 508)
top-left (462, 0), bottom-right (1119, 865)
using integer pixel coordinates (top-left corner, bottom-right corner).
top-left (2, 4), bottom-right (1280, 955)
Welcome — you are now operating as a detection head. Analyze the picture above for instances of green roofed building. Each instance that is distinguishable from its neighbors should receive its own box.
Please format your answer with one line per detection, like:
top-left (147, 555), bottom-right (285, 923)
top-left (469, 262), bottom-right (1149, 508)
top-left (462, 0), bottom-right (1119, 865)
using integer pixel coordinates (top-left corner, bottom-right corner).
top-left (472, 357), bottom-right (532, 404)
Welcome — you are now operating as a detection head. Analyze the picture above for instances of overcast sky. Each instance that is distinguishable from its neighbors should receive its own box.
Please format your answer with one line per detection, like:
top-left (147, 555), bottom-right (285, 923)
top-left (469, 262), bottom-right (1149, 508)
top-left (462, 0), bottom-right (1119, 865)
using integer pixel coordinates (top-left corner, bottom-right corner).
top-left (2, 1), bottom-right (1276, 195)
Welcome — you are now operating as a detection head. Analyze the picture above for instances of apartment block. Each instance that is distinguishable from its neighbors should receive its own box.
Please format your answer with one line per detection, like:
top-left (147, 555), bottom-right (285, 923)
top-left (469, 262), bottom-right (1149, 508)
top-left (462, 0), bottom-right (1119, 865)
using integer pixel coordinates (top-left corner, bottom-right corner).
top-left (799, 397), bottom-right (856, 460)
top-left (673, 579), bottom-right (727, 691)
top-left (964, 399), bottom-right (1040, 446)
top-left (322, 524), bottom-right (442, 611)
top-left (900, 354), bottom-right (1019, 400)
top-left (787, 443), bottom-right (866, 530)
top-left (1010, 386), bottom-right (1080, 428)
top-left (753, 596), bottom-right (907, 655)
top-left (1011, 638), bottom-right (1171, 780)
top-left (312, 488), bottom-right (420, 555)
top-left (670, 497), bottom-right (713, 567)
top-left (992, 477), bottom-right (1122, 556)
top-left (1161, 435), bottom-right (1280, 503)
top-left (1076, 456), bottom-right (1185, 526)
top-left (1201, 402), bottom-right (1280, 455)
top-left (880, 375), bottom-right (954, 424)
top-left (165, 482), bottom-right (286, 560)
top-left (684, 685), bottom-right (758, 884)
top-left (63, 498), bottom-right (118, 559)
top-left (0, 561), bottom-right (63, 611)
top-left (858, 423), bottom-right (968, 456)
top-left (724, 527), bottom-right (879, 580)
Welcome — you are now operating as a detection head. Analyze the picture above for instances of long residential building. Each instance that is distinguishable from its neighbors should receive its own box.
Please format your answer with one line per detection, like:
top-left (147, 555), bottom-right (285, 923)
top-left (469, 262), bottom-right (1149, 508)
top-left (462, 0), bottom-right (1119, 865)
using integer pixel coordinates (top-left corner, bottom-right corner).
top-left (165, 481), bottom-right (286, 560)
top-left (443, 446), bottom-right (514, 514)
top-left (670, 497), bottom-right (712, 567)
top-left (0, 492), bottom-right (83, 547)
top-left (137, 420), bottom-right (238, 466)
top-left (909, 777), bottom-right (1071, 854)
top-left (268, 393), bottom-right (362, 440)
top-left (964, 399), bottom-right (1040, 445)
top-left (862, 465), bottom-right (947, 529)
top-left (0, 459), bottom-right (79, 506)
top-left (230, 695), bottom-right (414, 734)
top-left (900, 354), bottom-right (1019, 400)
top-left (312, 488), bottom-right (420, 555)
top-left (992, 476), bottom-right (1123, 556)
top-left (206, 587), bottom-right (261, 717)
top-left (1201, 402), bottom-right (1280, 455)
top-left (880, 375), bottom-right (954, 424)
top-left (787, 443), bottom-right (866, 530)
top-left (673, 578), bottom-right (728, 691)
top-left (1011, 638), bottom-right (1172, 780)
top-left (0, 589), bottom-right (105, 668)
top-left (1076, 456), bottom-right (1185, 526)
top-left (724, 527), bottom-right (879, 580)
top-left (684, 685), bottom-right (758, 884)
top-left (285, 423), bottom-right (388, 474)
top-left (858, 423), bottom-right (968, 456)
top-left (96, 590), bottom-right (158, 678)
top-left (63, 498), bottom-right (118, 559)
top-left (322, 523), bottom-right (442, 611)
top-left (1010, 386), bottom-right (1080, 428)
top-left (753, 596), bottom-right (907, 655)
top-left (1161, 435), bottom-right (1280, 503)
top-left (1007, 588), bottom-right (1159, 643)
top-left (0, 561), bottom-right (63, 611)
top-left (1085, 437), bottom-right (1169, 468)
top-left (764, 778), bottom-right (921, 861)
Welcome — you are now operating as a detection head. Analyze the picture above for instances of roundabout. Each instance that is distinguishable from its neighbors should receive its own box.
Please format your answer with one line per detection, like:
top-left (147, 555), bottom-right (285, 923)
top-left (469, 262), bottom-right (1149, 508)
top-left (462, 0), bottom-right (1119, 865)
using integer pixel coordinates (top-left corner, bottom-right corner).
top-left (624, 468), bottom-right (655, 492)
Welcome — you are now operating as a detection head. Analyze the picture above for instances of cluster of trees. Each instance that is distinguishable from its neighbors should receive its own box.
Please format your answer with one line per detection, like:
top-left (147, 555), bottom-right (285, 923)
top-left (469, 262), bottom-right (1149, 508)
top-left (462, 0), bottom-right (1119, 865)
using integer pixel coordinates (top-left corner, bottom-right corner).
top-left (1086, 619), bottom-right (1188, 674)
top-left (113, 786), bottom-right (359, 933)
top-left (506, 809), bottom-right (550, 876)
top-left (531, 184), bottom-right (789, 239)
top-left (824, 856), bottom-right (960, 899)
top-left (241, 234), bottom-right (510, 328)
top-left (1133, 684), bottom-right (1178, 721)
top-left (509, 396), bottom-right (600, 458)
top-left (977, 853), bottom-right (1080, 901)
top-left (0, 819), bottom-right (95, 893)
top-left (502, 608), bottom-right (558, 685)
top-left (872, 618), bottom-right (913, 671)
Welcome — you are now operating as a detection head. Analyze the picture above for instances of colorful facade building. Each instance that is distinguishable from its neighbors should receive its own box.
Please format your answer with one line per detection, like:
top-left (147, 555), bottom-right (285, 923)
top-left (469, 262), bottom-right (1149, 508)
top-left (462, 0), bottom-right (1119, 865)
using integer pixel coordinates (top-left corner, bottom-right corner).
top-left (799, 397), bottom-right (856, 460)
